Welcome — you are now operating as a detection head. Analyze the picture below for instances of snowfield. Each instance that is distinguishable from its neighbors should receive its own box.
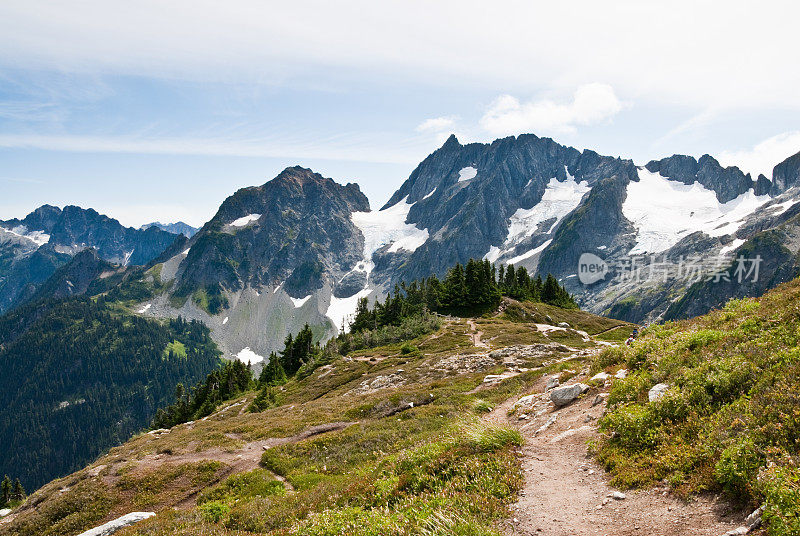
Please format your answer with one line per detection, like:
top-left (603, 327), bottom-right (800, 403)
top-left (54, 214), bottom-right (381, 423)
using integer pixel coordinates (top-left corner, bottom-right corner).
top-left (230, 214), bottom-right (261, 227)
top-left (624, 168), bottom-right (771, 255)
top-left (236, 347), bottom-right (265, 365)
top-left (351, 197), bottom-right (429, 274)
top-left (289, 295), bottom-right (312, 308)
top-left (507, 172), bottom-right (590, 242)
top-left (326, 288), bottom-right (372, 332)
top-left (458, 166), bottom-right (477, 182)
top-left (4, 225), bottom-right (50, 246)
top-left (484, 169), bottom-right (589, 263)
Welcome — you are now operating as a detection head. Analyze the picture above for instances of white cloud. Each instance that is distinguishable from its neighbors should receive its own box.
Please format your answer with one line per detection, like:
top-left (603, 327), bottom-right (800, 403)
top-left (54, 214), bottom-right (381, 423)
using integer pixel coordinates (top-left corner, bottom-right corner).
top-left (416, 116), bottom-right (456, 132)
top-left (0, 132), bottom-right (422, 165)
top-left (1, 1), bottom-right (797, 109)
top-left (480, 84), bottom-right (623, 137)
top-left (0, 2), bottom-right (784, 108)
top-left (718, 132), bottom-right (800, 178)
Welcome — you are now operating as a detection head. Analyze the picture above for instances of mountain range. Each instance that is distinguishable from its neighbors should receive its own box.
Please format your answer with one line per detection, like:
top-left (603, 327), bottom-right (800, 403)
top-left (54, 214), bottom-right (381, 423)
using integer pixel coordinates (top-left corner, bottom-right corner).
top-left (4, 133), bottom-right (800, 362)
top-left (0, 206), bottom-right (189, 313)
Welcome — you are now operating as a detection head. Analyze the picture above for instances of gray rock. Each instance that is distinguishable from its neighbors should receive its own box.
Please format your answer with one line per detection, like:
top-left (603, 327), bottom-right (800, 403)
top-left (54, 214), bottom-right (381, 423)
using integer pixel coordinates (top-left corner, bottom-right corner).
top-left (545, 376), bottom-right (560, 391)
top-left (723, 527), bottom-right (751, 536)
top-left (609, 491), bottom-right (627, 500)
top-left (648, 383), bottom-right (670, 402)
top-left (550, 383), bottom-right (589, 407)
top-left (77, 512), bottom-right (156, 536)
top-left (590, 372), bottom-right (610, 382)
top-left (745, 507), bottom-right (763, 529)
top-left (558, 322), bottom-right (571, 328)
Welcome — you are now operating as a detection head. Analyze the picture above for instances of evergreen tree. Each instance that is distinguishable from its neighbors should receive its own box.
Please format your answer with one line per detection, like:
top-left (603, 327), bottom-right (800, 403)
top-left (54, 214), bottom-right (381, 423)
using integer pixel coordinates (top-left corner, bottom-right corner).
top-left (259, 353), bottom-right (287, 386)
top-left (349, 297), bottom-right (374, 333)
top-left (247, 385), bottom-right (278, 412)
top-left (279, 333), bottom-right (295, 374)
top-left (11, 479), bottom-right (24, 502)
top-left (542, 273), bottom-right (561, 304)
top-left (1, 476), bottom-right (10, 506)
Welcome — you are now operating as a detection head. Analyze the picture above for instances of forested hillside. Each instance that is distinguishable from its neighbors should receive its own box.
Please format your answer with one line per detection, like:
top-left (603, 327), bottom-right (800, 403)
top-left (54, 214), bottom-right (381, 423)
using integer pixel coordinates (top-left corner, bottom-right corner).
top-left (0, 297), bottom-right (221, 491)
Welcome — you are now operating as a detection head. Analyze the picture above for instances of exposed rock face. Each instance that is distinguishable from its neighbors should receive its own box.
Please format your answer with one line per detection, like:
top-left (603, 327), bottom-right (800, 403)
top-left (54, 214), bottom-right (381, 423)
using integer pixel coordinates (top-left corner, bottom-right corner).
top-left (771, 150), bottom-right (800, 194)
top-left (175, 166), bottom-right (369, 299)
top-left (380, 134), bottom-right (637, 284)
top-left (76, 512), bottom-right (155, 536)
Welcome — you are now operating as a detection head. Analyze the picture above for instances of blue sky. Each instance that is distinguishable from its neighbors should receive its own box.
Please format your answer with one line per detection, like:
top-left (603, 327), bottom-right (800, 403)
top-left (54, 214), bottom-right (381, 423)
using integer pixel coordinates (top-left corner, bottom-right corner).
top-left (2, 1), bottom-right (800, 227)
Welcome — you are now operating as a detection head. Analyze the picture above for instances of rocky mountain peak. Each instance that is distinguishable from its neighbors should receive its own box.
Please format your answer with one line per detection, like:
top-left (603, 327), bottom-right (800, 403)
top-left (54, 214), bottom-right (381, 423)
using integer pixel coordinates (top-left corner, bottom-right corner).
top-left (176, 167), bottom-right (369, 300)
top-left (772, 150), bottom-right (800, 194)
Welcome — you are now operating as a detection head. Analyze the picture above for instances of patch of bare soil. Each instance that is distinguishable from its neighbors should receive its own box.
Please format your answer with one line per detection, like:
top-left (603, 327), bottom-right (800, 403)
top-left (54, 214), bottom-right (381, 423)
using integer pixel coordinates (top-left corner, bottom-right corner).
top-left (468, 319), bottom-right (489, 348)
top-left (489, 375), bottom-right (748, 536)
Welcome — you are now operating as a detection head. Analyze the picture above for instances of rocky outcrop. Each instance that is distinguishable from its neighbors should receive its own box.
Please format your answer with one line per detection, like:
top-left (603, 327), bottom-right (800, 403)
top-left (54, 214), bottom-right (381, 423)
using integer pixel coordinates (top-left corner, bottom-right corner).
top-left (645, 154), bottom-right (755, 203)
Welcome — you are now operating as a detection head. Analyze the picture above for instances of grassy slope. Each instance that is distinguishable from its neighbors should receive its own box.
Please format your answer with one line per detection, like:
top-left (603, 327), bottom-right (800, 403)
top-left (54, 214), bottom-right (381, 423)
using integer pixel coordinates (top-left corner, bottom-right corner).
top-left (592, 278), bottom-right (800, 536)
top-left (0, 310), bottom-right (620, 536)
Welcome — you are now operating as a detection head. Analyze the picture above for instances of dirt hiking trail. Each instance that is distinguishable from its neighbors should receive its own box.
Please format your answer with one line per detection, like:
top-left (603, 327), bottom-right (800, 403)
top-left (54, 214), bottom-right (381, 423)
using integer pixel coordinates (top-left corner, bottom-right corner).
top-left (488, 375), bottom-right (748, 536)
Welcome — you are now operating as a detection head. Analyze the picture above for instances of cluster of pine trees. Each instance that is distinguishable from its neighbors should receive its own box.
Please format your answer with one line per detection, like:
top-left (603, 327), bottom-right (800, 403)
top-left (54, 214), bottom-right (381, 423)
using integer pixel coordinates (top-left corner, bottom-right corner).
top-left (152, 360), bottom-right (253, 429)
top-left (155, 324), bottom-right (328, 423)
top-left (0, 297), bottom-right (221, 491)
top-left (349, 259), bottom-right (576, 334)
top-left (0, 476), bottom-right (25, 508)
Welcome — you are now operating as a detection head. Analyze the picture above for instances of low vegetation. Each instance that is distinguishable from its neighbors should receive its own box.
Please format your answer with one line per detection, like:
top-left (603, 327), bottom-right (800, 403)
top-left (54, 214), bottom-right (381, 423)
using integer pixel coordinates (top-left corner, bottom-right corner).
top-left (0, 292), bottom-right (621, 536)
top-left (592, 278), bottom-right (800, 536)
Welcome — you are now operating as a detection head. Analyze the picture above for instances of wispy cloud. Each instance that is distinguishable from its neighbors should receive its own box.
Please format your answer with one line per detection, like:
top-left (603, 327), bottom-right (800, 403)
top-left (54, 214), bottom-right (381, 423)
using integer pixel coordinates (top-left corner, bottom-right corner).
top-left (0, 176), bottom-right (45, 184)
top-left (416, 116), bottom-right (457, 133)
top-left (480, 84), bottom-right (624, 137)
top-left (0, 133), bottom-right (423, 165)
top-left (718, 131), bottom-right (800, 178)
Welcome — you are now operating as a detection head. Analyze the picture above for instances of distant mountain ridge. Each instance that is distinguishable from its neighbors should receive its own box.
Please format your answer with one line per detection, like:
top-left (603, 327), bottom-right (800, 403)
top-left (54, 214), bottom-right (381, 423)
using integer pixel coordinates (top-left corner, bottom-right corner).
top-left (141, 221), bottom-right (199, 238)
top-left (0, 205), bottom-right (180, 313)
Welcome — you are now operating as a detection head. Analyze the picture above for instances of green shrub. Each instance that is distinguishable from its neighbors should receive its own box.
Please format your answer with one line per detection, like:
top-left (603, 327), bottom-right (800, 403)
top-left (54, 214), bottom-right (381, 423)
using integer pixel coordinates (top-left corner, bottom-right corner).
top-left (198, 500), bottom-right (230, 523)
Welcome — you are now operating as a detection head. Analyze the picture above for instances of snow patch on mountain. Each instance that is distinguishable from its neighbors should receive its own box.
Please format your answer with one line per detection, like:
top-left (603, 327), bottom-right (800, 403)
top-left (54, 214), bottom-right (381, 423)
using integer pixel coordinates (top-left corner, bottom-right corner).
top-left (230, 214), bottom-right (261, 227)
top-left (423, 188), bottom-right (437, 200)
top-left (458, 166), bottom-right (477, 182)
top-left (506, 239), bottom-right (553, 265)
top-left (507, 172), bottom-right (590, 242)
top-left (624, 168), bottom-right (771, 255)
top-left (483, 169), bottom-right (588, 263)
top-left (137, 303), bottom-right (152, 314)
top-left (236, 347), bottom-right (265, 365)
top-left (720, 239), bottom-right (746, 256)
top-left (351, 197), bottom-right (429, 273)
top-left (290, 295), bottom-right (312, 308)
top-left (327, 288), bottom-right (372, 332)
top-left (2, 224), bottom-right (50, 247)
